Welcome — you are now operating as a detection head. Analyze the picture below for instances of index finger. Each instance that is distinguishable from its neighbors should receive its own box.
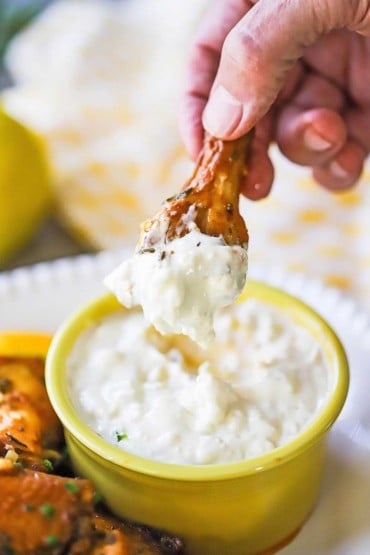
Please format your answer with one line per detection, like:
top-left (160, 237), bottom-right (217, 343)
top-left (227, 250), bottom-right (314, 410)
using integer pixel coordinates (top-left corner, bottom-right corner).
top-left (180, 0), bottom-right (251, 159)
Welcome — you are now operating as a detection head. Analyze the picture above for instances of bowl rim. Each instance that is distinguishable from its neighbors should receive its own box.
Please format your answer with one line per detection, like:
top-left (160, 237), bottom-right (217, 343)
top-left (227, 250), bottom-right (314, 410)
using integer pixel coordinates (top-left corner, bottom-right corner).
top-left (46, 279), bottom-right (349, 482)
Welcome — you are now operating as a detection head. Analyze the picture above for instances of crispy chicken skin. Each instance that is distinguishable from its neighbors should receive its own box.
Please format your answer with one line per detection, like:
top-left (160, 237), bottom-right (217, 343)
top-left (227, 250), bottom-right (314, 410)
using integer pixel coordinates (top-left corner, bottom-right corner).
top-left (0, 462), bottom-right (94, 555)
top-left (93, 514), bottom-right (184, 555)
top-left (0, 355), bottom-right (185, 555)
top-left (140, 134), bottom-right (251, 248)
top-left (0, 356), bottom-right (63, 470)
top-left (0, 462), bottom-right (184, 555)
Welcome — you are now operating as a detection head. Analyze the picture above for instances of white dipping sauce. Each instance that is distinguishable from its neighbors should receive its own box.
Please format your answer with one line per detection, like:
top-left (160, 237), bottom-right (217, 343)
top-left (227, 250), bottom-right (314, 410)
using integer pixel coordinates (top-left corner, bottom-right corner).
top-left (68, 299), bottom-right (330, 465)
top-left (104, 227), bottom-right (248, 346)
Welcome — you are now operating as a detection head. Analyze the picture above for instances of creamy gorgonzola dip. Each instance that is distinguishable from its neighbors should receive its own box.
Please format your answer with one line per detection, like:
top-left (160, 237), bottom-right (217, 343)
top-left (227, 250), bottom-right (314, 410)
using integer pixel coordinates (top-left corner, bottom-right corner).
top-left (68, 299), bottom-right (330, 465)
top-left (104, 225), bottom-right (248, 346)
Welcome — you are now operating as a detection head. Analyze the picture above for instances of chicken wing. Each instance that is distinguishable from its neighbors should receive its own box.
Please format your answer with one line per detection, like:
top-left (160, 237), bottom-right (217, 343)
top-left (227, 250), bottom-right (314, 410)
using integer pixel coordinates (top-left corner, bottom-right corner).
top-left (0, 462), bottom-right (94, 554)
top-left (0, 354), bottom-right (185, 555)
top-left (140, 133), bottom-right (251, 248)
top-left (92, 514), bottom-right (184, 555)
top-left (0, 356), bottom-right (63, 470)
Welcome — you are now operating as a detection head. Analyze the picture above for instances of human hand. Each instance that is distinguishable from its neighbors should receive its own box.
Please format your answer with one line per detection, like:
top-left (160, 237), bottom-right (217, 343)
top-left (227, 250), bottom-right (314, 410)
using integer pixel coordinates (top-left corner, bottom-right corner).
top-left (181, 0), bottom-right (370, 199)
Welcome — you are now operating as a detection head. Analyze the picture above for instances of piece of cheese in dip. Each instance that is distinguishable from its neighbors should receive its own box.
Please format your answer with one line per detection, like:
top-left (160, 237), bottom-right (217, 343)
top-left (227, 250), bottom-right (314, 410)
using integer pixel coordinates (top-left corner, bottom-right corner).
top-left (104, 225), bottom-right (248, 346)
top-left (68, 299), bottom-right (330, 466)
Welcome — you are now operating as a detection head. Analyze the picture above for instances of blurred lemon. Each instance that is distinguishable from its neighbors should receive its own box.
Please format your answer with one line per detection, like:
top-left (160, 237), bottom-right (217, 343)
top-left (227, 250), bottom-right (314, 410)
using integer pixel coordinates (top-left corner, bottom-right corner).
top-left (0, 107), bottom-right (50, 265)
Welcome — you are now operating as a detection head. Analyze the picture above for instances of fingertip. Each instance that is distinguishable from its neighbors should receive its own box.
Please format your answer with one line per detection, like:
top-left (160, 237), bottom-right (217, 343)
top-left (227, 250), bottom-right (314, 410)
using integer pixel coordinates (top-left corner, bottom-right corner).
top-left (243, 180), bottom-right (273, 200)
top-left (313, 140), bottom-right (365, 191)
top-left (313, 167), bottom-right (359, 191)
top-left (202, 88), bottom-right (261, 141)
top-left (306, 109), bottom-right (347, 151)
top-left (202, 85), bottom-right (245, 139)
top-left (241, 150), bottom-right (274, 200)
top-left (276, 107), bottom-right (346, 166)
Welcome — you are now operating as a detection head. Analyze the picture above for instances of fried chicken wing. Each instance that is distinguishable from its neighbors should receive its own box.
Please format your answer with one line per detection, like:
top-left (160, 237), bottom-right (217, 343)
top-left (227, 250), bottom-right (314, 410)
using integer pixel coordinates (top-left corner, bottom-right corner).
top-left (140, 133), bottom-right (251, 248)
top-left (0, 462), bottom-right (184, 555)
top-left (92, 514), bottom-right (184, 555)
top-left (0, 356), bottom-right (63, 470)
top-left (0, 352), bottom-right (185, 555)
top-left (0, 463), bottom-right (94, 554)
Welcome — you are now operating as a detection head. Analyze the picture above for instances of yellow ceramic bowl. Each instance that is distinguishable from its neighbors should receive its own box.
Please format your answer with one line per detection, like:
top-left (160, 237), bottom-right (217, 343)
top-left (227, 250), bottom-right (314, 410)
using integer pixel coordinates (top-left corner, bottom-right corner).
top-left (46, 280), bottom-right (349, 555)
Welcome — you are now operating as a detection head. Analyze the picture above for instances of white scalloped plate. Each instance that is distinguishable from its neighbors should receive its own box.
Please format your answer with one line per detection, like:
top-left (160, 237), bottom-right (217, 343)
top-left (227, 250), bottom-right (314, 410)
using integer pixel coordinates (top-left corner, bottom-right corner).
top-left (1, 253), bottom-right (370, 555)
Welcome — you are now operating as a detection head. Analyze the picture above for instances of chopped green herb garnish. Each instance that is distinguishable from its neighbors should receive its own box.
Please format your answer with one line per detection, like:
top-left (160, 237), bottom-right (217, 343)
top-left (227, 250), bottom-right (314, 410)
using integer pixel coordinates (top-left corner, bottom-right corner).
top-left (44, 534), bottom-right (60, 548)
top-left (43, 459), bottom-right (53, 473)
top-left (24, 503), bottom-right (36, 512)
top-left (64, 482), bottom-right (80, 494)
top-left (93, 490), bottom-right (103, 505)
top-left (115, 431), bottom-right (128, 442)
top-left (40, 503), bottom-right (55, 518)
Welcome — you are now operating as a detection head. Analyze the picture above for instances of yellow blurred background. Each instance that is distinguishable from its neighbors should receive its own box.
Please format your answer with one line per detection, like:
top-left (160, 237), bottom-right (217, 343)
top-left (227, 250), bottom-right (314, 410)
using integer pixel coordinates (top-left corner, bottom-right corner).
top-left (1, 0), bottom-right (370, 311)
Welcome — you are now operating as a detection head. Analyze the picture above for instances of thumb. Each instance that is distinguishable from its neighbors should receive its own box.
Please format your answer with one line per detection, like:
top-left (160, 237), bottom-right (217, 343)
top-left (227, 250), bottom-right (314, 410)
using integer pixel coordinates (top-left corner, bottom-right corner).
top-left (202, 0), bottom-right (370, 139)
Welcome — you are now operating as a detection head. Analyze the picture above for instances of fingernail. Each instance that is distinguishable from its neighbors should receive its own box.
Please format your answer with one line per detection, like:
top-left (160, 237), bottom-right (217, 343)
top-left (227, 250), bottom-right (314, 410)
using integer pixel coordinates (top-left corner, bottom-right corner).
top-left (203, 86), bottom-right (243, 137)
top-left (303, 128), bottom-right (333, 151)
top-left (330, 160), bottom-right (350, 179)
